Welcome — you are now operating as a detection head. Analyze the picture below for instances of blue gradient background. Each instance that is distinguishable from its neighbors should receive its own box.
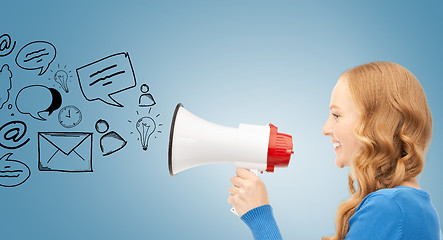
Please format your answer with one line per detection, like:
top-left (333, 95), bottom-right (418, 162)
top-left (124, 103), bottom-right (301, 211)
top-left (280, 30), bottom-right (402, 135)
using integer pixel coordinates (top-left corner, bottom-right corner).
top-left (1, 1), bottom-right (442, 239)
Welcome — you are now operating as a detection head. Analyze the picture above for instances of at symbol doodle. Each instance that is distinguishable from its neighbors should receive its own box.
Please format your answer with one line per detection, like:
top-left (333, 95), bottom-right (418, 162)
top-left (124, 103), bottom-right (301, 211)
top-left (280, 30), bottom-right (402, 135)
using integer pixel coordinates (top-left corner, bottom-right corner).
top-left (0, 34), bottom-right (16, 57)
top-left (0, 121), bottom-right (30, 149)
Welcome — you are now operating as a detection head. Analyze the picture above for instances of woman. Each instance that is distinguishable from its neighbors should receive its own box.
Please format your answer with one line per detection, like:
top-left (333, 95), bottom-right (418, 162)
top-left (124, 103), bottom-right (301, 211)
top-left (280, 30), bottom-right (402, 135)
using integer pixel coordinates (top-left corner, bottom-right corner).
top-left (228, 62), bottom-right (441, 239)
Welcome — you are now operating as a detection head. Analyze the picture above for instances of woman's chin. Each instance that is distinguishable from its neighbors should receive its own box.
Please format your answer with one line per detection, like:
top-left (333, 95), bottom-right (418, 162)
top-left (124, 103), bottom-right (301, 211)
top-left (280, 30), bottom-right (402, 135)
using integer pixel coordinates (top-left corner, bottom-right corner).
top-left (335, 158), bottom-right (349, 168)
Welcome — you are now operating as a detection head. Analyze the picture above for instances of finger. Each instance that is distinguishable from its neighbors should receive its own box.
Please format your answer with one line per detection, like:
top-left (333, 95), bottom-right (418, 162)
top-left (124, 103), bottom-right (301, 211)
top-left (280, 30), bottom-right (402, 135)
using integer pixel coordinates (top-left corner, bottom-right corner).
top-left (236, 168), bottom-right (256, 179)
top-left (228, 186), bottom-right (239, 195)
top-left (230, 175), bottom-right (245, 188)
top-left (227, 195), bottom-right (235, 206)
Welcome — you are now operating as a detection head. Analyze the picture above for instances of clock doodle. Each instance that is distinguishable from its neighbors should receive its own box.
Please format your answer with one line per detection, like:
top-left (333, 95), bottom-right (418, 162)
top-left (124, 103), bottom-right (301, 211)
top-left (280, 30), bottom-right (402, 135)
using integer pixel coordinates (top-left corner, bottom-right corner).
top-left (58, 105), bottom-right (82, 128)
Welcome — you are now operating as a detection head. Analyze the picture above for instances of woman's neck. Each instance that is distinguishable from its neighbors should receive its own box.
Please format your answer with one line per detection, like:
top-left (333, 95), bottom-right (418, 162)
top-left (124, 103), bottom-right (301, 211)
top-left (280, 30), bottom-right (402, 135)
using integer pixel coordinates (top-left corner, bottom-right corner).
top-left (400, 178), bottom-right (420, 190)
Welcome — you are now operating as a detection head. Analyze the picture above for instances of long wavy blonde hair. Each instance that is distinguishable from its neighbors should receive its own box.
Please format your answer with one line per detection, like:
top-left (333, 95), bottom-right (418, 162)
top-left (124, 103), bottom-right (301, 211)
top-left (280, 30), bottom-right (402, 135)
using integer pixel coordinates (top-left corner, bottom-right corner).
top-left (324, 62), bottom-right (433, 240)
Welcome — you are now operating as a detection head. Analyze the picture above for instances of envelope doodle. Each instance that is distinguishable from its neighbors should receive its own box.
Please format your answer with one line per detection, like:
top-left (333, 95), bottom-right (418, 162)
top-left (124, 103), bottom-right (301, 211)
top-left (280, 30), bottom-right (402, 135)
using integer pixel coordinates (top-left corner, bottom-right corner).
top-left (38, 132), bottom-right (93, 172)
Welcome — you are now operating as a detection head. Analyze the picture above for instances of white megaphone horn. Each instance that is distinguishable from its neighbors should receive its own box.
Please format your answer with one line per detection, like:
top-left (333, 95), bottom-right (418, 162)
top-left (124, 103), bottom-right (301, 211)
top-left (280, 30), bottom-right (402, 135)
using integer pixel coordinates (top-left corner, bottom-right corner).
top-left (168, 103), bottom-right (294, 177)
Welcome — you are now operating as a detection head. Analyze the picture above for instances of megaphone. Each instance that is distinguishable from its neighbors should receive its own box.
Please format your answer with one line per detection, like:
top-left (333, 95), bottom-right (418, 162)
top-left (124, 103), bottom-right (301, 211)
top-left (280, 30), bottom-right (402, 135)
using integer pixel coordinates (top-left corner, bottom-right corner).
top-left (168, 103), bottom-right (294, 176)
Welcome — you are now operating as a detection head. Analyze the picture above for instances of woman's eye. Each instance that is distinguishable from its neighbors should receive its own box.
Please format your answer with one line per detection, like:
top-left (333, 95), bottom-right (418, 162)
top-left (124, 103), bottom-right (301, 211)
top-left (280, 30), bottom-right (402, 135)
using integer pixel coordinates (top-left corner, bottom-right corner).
top-left (332, 113), bottom-right (340, 119)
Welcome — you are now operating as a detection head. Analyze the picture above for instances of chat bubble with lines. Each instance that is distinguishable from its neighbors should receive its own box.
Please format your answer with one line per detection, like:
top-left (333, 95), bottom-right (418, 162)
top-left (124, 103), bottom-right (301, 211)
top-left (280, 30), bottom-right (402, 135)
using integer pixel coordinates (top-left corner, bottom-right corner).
top-left (0, 153), bottom-right (30, 188)
top-left (15, 41), bottom-right (56, 76)
top-left (76, 52), bottom-right (136, 107)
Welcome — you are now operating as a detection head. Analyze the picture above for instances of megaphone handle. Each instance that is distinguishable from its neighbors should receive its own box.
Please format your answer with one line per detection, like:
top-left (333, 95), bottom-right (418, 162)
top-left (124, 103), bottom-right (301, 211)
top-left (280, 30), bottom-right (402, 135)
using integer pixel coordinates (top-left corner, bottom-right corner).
top-left (231, 169), bottom-right (259, 216)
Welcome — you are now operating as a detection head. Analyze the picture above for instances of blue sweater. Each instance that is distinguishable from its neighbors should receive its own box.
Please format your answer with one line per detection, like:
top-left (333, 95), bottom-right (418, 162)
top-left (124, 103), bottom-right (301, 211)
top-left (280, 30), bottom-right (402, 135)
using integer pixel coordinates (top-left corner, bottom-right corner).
top-left (241, 186), bottom-right (442, 240)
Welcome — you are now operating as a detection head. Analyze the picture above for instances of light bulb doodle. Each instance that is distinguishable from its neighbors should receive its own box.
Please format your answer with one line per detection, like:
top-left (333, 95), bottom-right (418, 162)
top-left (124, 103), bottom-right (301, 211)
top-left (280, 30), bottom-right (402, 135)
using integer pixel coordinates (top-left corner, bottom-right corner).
top-left (49, 64), bottom-right (73, 93)
top-left (129, 109), bottom-right (162, 152)
top-left (54, 70), bottom-right (69, 93)
top-left (136, 117), bottom-right (156, 151)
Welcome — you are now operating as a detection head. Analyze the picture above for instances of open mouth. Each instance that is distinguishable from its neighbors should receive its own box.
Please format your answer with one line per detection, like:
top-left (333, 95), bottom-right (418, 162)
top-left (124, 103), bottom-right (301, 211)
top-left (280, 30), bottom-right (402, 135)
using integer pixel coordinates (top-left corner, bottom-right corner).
top-left (333, 142), bottom-right (342, 151)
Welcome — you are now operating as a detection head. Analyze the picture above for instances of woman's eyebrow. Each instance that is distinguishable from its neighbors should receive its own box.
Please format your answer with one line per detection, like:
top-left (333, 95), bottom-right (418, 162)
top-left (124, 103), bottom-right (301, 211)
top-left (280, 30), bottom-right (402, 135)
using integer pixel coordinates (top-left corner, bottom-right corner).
top-left (329, 104), bottom-right (341, 110)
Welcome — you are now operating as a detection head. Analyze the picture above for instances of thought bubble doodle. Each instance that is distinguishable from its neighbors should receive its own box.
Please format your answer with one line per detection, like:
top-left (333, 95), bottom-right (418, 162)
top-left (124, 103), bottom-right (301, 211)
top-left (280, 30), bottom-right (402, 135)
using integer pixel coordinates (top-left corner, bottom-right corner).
top-left (0, 153), bottom-right (30, 187)
top-left (0, 121), bottom-right (30, 149)
top-left (15, 85), bottom-right (62, 121)
top-left (0, 34), bottom-right (16, 57)
top-left (76, 52), bottom-right (136, 107)
top-left (15, 41), bottom-right (56, 76)
top-left (0, 64), bottom-right (12, 109)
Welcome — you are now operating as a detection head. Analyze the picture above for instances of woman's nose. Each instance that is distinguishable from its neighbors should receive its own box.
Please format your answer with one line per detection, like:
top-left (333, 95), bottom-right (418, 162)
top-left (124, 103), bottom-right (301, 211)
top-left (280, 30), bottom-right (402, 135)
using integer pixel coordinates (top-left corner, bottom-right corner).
top-left (322, 119), bottom-right (332, 136)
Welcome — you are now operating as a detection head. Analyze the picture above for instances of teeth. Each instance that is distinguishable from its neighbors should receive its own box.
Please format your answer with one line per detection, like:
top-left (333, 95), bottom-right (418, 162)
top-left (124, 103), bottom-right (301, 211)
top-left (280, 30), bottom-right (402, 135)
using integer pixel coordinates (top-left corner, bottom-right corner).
top-left (333, 142), bottom-right (341, 148)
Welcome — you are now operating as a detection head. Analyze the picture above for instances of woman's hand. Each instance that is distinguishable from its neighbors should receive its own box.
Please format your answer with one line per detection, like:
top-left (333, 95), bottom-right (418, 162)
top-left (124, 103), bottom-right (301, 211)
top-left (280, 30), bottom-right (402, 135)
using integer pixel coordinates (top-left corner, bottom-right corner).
top-left (228, 168), bottom-right (270, 217)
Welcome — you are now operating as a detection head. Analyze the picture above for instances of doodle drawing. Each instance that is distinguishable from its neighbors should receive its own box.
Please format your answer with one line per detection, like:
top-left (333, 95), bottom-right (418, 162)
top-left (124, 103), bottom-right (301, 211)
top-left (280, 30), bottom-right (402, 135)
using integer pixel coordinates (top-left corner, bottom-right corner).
top-left (0, 64), bottom-right (12, 109)
top-left (138, 84), bottom-right (156, 107)
top-left (0, 153), bottom-right (30, 187)
top-left (0, 121), bottom-right (30, 150)
top-left (76, 52), bottom-right (136, 107)
top-left (38, 132), bottom-right (93, 172)
top-left (16, 85), bottom-right (62, 121)
top-left (95, 119), bottom-right (126, 156)
top-left (0, 34), bottom-right (16, 57)
top-left (15, 41), bottom-right (56, 76)
top-left (58, 105), bottom-right (82, 128)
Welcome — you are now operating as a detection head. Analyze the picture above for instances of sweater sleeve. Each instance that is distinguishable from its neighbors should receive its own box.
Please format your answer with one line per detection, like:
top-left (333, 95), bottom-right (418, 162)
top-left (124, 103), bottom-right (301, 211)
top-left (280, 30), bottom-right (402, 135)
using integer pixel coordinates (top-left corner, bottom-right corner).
top-left (240, 204), bottom-right (283, 240)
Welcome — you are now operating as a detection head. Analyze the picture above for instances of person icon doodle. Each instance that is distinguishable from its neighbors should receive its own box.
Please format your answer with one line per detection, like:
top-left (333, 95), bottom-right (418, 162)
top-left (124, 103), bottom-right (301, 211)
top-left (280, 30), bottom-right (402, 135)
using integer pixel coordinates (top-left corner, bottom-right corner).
top-left (138, 84), bottom-right (156, 107)
top-left (95, 119), bottom-right (127, 156)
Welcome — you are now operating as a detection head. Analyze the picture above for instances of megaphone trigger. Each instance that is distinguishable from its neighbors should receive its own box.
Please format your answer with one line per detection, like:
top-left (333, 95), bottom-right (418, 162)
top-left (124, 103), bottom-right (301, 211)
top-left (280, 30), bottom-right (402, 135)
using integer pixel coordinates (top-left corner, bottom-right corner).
top-left (249, 169), bottom-right (259, 176)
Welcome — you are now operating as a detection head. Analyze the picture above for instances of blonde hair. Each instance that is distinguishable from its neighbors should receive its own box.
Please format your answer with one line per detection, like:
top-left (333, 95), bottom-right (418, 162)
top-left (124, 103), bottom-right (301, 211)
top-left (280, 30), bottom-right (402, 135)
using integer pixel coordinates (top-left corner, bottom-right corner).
top-left (324, 62), bottom-right (433, 240)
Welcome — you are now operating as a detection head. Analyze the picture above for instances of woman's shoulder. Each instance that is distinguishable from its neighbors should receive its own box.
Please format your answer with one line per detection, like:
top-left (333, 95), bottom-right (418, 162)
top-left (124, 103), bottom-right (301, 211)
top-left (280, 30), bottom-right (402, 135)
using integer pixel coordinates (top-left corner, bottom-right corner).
top-left (349, 186), bottom-right (440, 239)
top-left (359, 185), bottom-right (431, 210)
top-left (356, 186), bottom-right (432, 214)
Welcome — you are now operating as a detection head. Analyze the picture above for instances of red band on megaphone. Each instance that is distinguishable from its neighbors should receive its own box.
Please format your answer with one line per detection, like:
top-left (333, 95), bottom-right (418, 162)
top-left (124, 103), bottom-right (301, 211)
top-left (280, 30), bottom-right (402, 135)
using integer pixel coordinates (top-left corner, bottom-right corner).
top-left (266, 123), bottom-right (293, 172)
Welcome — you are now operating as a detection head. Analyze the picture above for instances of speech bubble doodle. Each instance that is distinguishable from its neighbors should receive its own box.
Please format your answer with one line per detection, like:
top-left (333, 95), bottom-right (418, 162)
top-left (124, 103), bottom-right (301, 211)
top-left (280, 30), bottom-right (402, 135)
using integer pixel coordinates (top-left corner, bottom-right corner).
top-left (0, 153), bottom-right (30, 187)
top-left (76, 52), bottom-right (136, 107)
top-left (0, 64), bottom-right (12, 109)
top-left (15, 85), bottom-right (62, 121)
top-left (15, 41), bottom-right (56, 76)
top-left (0, 121), bottom-right (30, 150)
top-left (0, 34), bottom-right (16, 57)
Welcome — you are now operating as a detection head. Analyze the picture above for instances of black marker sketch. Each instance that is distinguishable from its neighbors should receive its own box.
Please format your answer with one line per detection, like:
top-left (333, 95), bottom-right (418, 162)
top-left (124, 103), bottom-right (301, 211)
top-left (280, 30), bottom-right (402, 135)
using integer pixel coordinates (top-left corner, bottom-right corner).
top-left (0, 64), bottom-right (12, 109)
top-left (136, 116), bottom-right (156, 151)
top-left (15, 85), bottom-right (62, 121)
top-left (0, 121), bottom-right (30, 150)
top-left (15, 41), bottom-right (56, 76)
top-left (7, 104), bottom-right (14, 116)
top-left (49, 64), bottom-right (73, 93)
top-left (0, 34), bottom-right (16, 57)
top-left (58, 105), bottom-right (82, 128)
top-left (95, 119), bottom-right (126, 156)
top-left (95, 119), bottom-right (109, 133)
top-left (76, 52), bottom-right (136, 107)
top-left (38, 132), bottom-right (93, 172)
top-left (129, 110), bottom-right (163, 150)
top-left (139, 84), bottom-right (156, 107)
top-left (131, 109), bottom-right (162, 151)
top-left (0, 153), bottom-right (30, 188)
